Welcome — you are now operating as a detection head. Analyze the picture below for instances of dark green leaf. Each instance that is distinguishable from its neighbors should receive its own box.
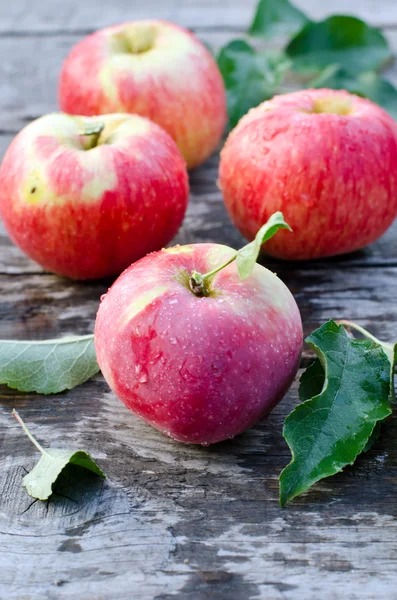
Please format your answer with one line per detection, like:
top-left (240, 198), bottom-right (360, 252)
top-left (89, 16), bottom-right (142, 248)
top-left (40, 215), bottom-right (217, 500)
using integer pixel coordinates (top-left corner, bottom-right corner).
top-left (236, 212), bottom-right (291, 279)
top-left (0, 335), bottom-right (99, 394)
top-left (13, 410), bottom-right (105, 501)
top-left (217, 40), bottom-right (290, 128)
top-left (249, 0), bottom-right (309, 39)
top-left (310, 65), bottom-right (397, 120)
top-left (286, 16), bottom-right (392, 75)
top-left (280, 320), bottom-right (392, 506)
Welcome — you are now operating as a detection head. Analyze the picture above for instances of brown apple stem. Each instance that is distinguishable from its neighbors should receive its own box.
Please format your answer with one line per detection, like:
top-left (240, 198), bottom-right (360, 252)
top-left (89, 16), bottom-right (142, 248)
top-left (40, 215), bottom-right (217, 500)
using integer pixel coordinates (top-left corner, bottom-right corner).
top-left (189, 271), bottom-right (207, 297)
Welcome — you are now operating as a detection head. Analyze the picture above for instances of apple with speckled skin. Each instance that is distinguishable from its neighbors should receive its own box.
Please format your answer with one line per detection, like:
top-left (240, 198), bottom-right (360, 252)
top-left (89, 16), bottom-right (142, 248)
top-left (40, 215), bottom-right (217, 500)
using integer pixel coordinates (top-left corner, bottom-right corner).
top-left (219, 88), bottom-right (397, 260)
top-left (58, 20), bottom-right (227, 170)
top-left (0, 112), bottom-right (189, 280)
top-left (95, 241), bottom-right (302, 445)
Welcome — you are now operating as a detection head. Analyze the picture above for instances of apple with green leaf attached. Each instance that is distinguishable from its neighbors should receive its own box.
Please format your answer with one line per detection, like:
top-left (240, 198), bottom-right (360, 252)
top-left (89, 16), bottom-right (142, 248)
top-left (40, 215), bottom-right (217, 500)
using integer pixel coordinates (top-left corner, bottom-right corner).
top-left (95, 213), bottom-right (303, 445)
top-left (58, 20), bottom-right (227, 169)
top-left (219, 88), bottom-right (397, 260)
top-left (0, 112), bottom-right (189, 280)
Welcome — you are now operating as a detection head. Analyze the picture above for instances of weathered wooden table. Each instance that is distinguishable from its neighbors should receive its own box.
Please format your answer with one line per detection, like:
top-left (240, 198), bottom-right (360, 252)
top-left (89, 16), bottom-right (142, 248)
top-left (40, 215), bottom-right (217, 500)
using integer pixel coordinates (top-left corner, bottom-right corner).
top-left (0, 1), bottom-right (397, 598)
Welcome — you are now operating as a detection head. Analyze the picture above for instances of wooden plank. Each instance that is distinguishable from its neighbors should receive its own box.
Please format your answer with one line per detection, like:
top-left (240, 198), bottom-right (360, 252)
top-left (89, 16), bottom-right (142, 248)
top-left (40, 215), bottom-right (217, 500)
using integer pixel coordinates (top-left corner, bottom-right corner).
top-left (0, 0), bottom-right (396, 33)
top-left (1, 366), bottom-right (396, 599)
top-left (1, 1), bottom-right (397, 598)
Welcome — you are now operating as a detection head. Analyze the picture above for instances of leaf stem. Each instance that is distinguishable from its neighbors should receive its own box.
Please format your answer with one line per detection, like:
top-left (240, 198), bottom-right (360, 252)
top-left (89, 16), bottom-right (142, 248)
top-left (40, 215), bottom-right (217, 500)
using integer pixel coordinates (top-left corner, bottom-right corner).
top-left (201, 253), bottom-right (239, 281)
top-left (12, 409), bottom-right (48, 456)
top-left (338, 320), bottom-right (393, 350)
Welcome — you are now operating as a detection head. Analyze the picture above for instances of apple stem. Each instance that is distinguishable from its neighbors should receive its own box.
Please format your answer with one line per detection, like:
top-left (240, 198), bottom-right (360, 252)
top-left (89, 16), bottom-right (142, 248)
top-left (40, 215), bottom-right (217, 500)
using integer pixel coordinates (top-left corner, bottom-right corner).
top-left (189, 253), bottom-right (238, 296)
top-left (79, 122), bottom-right (105, 150)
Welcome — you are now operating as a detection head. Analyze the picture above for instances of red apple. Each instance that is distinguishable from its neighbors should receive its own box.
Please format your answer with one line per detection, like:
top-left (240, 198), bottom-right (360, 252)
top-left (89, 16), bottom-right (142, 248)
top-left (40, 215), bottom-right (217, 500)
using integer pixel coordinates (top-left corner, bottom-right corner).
top-left (95, 237), bottom-right (302, 445)
top-left (219, 89), bottom-right (397, 260)
top-left (58, 20), bottom-right (227, 170)
top-left (0, 112), bottom-right (189, 280)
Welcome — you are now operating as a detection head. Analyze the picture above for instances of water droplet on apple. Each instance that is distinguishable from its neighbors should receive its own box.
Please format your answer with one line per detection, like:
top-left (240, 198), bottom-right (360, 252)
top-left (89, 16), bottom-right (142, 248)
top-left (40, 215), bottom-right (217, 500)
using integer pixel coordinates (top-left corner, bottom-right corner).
top-left (100, 294), bottom-right (107, 302)
top-left (162, 430), bottom-right (171, 437)
top-left (139, 373), bottom-right (148, 383)
top-left (170, 337), bottom-right (177, 345)
top-left (168, 298), bottom-right (178, 305)
top-left (228, 434), bottom-right (234, 440)
top-left (201, 441), bottom-right (210, 447)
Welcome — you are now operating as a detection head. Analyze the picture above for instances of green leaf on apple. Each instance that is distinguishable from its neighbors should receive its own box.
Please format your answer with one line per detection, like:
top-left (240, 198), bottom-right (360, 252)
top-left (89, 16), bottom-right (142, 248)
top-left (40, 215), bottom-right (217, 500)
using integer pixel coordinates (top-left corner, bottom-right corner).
top-left (236, 212), bottom-right (291, 279)
top-left (0, 335), bottom-right (99, 394)
top-left (286, 16), bottom-right (392, 75)
top-left (217, 40), bottom-right (290, 128)
top-left (310, 65), bottom-right (397, 120)
top-left (249, 0), bottom-right (309, 39)
top-left (279, 320), bottom-right (393, 507)
top-left (13, 410), bottom-right (105, 501)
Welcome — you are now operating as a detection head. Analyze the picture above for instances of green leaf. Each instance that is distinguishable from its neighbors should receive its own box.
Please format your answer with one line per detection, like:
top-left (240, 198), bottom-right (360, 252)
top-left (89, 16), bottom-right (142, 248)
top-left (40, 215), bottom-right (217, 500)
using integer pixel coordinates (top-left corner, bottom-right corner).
top-left (279, 320), bottom-right (392, 506)
top-left (13, 410), bottom-right (105, 501)
top-left (0, 334), bottom-right (99, 394)
top-left (217, 40), bottom-right (290, 128)
top-left (236, 212), bottom-right (291, 279)
top-left (249, 0), bottom-right (309, 39)
top-left (310, 65), bottom-right (397, 120)
top-left (286, 16), bottom-right (392, 75)
top-left (337, 320), bottom-right (397, 403)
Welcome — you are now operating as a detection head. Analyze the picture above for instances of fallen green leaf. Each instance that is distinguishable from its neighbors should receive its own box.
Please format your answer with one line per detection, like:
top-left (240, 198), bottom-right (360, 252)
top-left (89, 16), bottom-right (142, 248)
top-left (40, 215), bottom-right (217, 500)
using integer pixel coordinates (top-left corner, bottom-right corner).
top-left (217, 39), bottom-right (290, 128)
top-left (310, 65), bottom-right (397, 121)
top-left (286, 16), bottom-right (392, 75)
top-left (279, 320), bottom-right (392, 507)
top-left (13, 409), bottom-right (105, 501)
top-left (236, 212), bottom-right (291, 279)
top-left (249, 0), bottom-right (309, 39)
top-left (0, 334), bottom-right (99, 394)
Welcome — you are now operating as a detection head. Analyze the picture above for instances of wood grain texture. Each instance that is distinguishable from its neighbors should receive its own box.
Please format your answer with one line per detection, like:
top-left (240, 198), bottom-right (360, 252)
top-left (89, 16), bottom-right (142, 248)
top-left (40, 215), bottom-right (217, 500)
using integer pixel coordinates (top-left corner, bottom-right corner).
top-left (0, 0), bottom-right (396, 33)
top-left (0, 0), bottom-right (397, 598)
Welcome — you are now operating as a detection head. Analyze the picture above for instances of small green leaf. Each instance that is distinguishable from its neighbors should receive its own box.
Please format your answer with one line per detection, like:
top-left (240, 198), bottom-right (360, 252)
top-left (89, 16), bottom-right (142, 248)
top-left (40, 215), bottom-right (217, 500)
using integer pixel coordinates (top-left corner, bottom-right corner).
top-left (249, 0), bottom-right (309, 39)
top-left (0, 334), bottom-right (99, 394)
top-left (236, 212), bottom-right (291, 279)
top-left (217, 40), bottom-right (290, 128)
top-left (286, 16), bottom-right (392, 75)
top-left (310, 65), bottom-right (397, 120)
top-left (280, 320), bottom-right (392, 507)
top-left (13, 410), bottom-right (105, 501)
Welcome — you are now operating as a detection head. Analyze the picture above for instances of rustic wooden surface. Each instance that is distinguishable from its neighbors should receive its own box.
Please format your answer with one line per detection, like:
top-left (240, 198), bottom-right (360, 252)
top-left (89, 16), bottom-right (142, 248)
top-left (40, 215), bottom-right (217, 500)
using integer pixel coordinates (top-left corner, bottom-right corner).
top-left (0, 1), bottom-right (397, 598)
